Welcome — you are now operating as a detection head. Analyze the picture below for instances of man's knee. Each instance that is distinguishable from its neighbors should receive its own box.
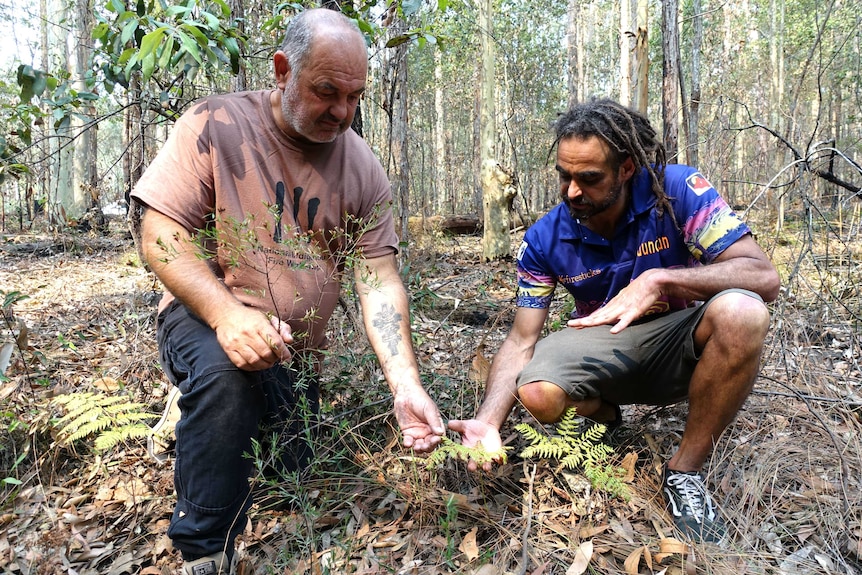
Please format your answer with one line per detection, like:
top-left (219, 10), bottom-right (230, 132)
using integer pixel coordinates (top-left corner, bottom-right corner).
top-left (701, 291), bottom-right (771, 349)
top-left (518, 380), bottom-right (570, 423)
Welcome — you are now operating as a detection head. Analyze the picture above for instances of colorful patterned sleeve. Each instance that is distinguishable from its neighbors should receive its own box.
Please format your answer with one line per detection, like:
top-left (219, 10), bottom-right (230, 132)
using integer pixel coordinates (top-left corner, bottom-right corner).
top-left (676, 170), bottom-right (751, 263)
top-left (515, 239), bottom-right (556, 308)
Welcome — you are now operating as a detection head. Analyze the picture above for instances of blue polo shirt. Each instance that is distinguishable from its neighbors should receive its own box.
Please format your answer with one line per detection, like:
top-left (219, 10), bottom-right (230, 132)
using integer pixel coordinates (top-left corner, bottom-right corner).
top-left (516, 164), bottom-right (751, 318)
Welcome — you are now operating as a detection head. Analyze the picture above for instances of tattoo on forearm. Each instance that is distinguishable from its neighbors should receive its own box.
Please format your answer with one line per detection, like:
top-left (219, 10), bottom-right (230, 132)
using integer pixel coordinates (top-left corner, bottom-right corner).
top-left (372, 303), bottom-right (403, 356)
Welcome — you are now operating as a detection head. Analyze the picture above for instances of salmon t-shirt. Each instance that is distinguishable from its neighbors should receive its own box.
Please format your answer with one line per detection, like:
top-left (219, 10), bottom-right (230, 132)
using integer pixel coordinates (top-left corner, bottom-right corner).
top-left (131, 90), bottom-right (398, 351)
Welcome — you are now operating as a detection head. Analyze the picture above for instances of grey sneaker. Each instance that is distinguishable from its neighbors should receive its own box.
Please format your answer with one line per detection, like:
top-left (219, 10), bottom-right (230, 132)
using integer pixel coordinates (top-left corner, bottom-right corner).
top-left (182, 551), bottom-right (237, 575)
top-left (148, 385), bottom-right (182, 464)
top-left (662, 466), bottom-right (726, 543)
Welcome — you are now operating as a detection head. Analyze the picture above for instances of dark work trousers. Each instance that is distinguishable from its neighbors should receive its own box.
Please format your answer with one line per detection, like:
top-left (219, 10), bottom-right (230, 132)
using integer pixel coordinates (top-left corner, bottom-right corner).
top-left (156, 300), bottom-right (320, 561)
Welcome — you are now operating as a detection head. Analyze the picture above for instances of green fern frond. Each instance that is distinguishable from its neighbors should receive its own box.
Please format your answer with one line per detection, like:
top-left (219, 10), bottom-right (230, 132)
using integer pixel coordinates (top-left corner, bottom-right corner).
top-left (54, 394), bottom-right (127, 424)
top-left (555, 408), bottom-right (584, 438)
top-left (559, 450), bottom-right (585, 470)
top-left (516, 406), bottom-right (630, 500)
top-left (51, 391), bottom-right (158, 452)
top-left (93, 424), bottom-right (153, 451)
top-left (580, 423), bottom-right (607, 443)
top-left (514, 423), bottom-right (547, 445)
top-left (425, 436), bottom-right (510, 468)
top-left (520, 443), bottom-right (564, 460)
top-left (584, 462), bottom-right (631, 502)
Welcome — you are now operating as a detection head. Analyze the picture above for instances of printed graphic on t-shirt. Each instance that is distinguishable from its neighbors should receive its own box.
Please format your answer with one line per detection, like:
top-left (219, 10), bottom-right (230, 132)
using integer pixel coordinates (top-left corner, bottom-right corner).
top-left (685, 172), bottom-right (713, 196)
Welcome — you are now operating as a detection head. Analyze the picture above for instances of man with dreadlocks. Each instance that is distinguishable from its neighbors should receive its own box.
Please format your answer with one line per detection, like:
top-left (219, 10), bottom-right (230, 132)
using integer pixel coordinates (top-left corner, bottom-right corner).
top-left (449, 98), bottom-right (780, 543)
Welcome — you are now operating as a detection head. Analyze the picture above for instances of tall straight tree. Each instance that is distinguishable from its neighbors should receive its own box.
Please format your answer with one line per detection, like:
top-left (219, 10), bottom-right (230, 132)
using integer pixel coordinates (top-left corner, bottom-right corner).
top-left (433, 49), bottom-right (448, 214)
top-left (47, 0), bottom-right (75, 217)
top-left (686, 0), bottom-right (702, 166)
top-left (661, 0), bottom-right (680, 162)
top-left (70, 0), bottom-right (98, 220)
top-left (631, 0), bottom-right (649, 113)
top-left (619, 0), bottom-right (632, 106)
top-left (566, 0), bottom-right (583, 107)
top-left (379, 8), bottom-right (410, 248)
top-left (477, 0), bottom-right (509, 261)
top-left (228, 0), bottom-right (247, 92)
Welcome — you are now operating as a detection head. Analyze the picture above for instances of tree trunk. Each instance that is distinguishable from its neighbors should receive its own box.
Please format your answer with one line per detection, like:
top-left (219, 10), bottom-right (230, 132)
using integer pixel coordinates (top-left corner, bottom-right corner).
top-left (380, 12), bottom-right (410, 256)
top-left (477, 0), bottom-right (508, 261)
top-left (687, 0), bottom-right (702, 167)
top-left (72, 0), bottom-right (100, 227)
top-left (631, 0), bottom-right (649, 113)
top-left (566, 0), bottom-right (580, 107)
top-left (661, 0), bottom-right (680, 163)
top-left (47, 0), bottom-right (76, 220)
top-left (434, 49), bottom-right (447, 215)
top-left (38, 0), bottom-right (52, 218)
top-left (619, 0), bottom-right (632, 106)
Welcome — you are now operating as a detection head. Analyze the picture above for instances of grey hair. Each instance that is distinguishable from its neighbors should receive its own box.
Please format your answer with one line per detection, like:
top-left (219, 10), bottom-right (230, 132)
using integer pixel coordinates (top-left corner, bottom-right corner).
top-left (280, 8), bottom-right (363, 76)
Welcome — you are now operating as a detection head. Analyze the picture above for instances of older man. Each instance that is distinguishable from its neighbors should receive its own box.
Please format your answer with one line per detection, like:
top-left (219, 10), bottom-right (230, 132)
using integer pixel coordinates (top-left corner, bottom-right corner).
top-left (132, 9), bottom-right (444, 573)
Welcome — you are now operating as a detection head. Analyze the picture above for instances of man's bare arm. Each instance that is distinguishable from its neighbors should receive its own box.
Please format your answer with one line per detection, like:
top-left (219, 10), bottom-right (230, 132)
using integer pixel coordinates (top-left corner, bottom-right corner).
top-left (139, 206), bottom-right (291, 370)
top-left (354, 254), bottom-right (444, 452)
top-left (569, 235), bottom-right (780, 333)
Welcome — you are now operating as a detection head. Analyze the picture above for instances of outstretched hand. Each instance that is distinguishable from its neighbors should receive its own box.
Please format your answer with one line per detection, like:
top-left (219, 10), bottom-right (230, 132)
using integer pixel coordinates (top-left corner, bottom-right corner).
top-left (447, 419), bottom-right (505, 472)
top-left (393, 388), bottom-right (445, 453)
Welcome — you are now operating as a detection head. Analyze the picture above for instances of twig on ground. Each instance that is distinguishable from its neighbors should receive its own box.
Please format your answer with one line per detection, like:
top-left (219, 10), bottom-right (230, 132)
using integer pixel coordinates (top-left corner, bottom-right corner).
top-left (516, 461), bottom-right (536, 575)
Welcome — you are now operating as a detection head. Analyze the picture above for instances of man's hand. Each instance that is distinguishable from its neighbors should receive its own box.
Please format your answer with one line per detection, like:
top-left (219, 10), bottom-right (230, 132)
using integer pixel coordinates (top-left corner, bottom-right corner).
top-left (212, 307), bottom-right (294, 370)
top-left (393, 389), bottom-right (445, 453)
top-left (447, 419), bottom-right (505, 472)
top-left (567, 269), bottom-right (663, 333)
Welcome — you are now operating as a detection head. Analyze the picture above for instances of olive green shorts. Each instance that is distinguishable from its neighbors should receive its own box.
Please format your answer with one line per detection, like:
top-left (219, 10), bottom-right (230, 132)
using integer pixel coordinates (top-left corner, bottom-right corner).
top-left (516, 289), bottom-right (763, 406)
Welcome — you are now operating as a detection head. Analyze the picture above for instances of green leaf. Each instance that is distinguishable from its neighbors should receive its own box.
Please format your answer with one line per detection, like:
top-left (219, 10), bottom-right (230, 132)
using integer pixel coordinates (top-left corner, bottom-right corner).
top-left (139, 27), bottom-right (167, 61)
top-left (200, 10), bottom-right (220, 30)
top-left (107, 0), bottom-right (125, 13)
top-left (92, 22), bottom-right (109, 42)
top-left (224, 36), bottom-right (239, 74)
top-left (385, 34), bottom-right (412, 49)
top-left (165, 3), bottom-right (190, 17)
top-left (120, 18), bottom-right (139, 45)
top-left (401, 0), bottom-right (422, 16)
top-left (175, 29), bottom-right (202, 64)
top-left (211, 0), bottom-right (231, 19)
top-left (16, 65), bottom-right (47, 102)
top-left (141, 51), bottom-right (156, 82)
top-left (124, 50), bottom-right (140, 79)
top-left (158, 34), bottom-right (175, 70)
top-left (210, 44), bottom-right (229, 66)
top-left (54, 114), bottom-right (71, 132)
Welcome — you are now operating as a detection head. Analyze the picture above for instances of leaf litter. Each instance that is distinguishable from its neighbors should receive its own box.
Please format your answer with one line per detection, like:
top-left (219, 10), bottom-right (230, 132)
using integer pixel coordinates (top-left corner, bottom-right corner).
top-left (0, 227), bottom-right (860, 575)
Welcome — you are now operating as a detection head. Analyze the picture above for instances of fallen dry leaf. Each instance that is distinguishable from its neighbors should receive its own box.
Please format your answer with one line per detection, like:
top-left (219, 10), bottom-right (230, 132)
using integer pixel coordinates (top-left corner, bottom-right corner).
top-left (459, 526), bottom-right (479, 561)
top-left (621, 451), bottom-right (638, 482)
top-left (565, 540), bottom-right (593, 575)
top-left (624, 545), bottom-right (643, 574)
top-left (468, 343), bottom-right (491, 384)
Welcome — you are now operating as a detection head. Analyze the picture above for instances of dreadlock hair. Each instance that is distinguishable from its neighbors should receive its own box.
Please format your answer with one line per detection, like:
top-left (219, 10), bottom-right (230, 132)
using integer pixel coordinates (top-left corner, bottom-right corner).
top-left (553, 98), bottom-right (674, 221)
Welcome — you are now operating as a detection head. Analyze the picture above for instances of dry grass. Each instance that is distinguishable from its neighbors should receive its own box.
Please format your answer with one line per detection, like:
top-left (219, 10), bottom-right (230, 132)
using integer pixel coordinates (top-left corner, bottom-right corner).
top-left (0, 211), bottom-right (860, 574)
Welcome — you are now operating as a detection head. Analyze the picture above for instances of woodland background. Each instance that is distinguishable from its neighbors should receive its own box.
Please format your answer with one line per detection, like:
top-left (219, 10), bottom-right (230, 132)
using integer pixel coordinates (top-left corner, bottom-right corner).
top-left (1, 0), bottom-right (861, 574)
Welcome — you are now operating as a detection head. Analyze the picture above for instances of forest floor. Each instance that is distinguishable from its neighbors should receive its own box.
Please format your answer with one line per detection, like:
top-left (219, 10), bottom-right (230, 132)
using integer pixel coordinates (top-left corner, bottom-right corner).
top-left (1, 220), bottom-right (861, 575)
